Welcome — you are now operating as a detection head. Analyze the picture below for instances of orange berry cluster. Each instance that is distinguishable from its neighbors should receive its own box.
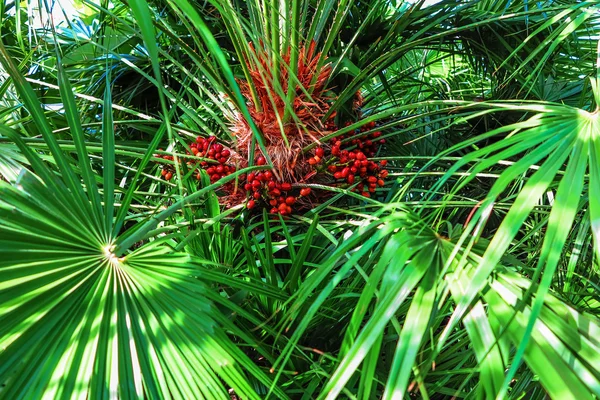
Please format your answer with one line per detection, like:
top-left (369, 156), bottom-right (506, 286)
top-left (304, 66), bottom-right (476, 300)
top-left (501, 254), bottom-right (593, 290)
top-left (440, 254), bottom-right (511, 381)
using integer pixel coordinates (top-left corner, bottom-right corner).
top-left (243, 167), bottom-right (311, 216)
top-left (307, 121), bottom-right (389, 198)
top-left (156, 135), bottom-right (236, 183)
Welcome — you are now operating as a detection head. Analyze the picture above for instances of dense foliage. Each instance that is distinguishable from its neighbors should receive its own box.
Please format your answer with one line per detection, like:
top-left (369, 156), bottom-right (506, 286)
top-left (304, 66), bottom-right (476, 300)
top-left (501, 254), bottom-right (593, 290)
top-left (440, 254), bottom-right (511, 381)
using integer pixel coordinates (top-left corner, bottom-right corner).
top-left (1, 0), bottom-right (600, 398)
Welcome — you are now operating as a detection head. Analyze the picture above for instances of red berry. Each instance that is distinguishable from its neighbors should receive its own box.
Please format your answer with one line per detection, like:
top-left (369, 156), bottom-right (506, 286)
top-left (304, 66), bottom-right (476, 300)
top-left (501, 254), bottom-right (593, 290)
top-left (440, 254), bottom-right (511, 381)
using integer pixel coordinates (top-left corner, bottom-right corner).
top-left (341, 167), bottom-right (350, 178)
top-left (362, 191), bottom-right (371, 198)
top-left (196, 136), bottom-right (203, 143)
top-left (347, 175), bottom-right (355, 184)
top-left (256, 156), bottom-right (266, 165)
top-left (244, 183), bottom-right (252, 191)
top-left (247, 200), bottom-right (256, 209)
top-left (247, 173), bottom-right (255, 182)
top-left (267, 180), bottom-right (276, 190)
top-left (285, 196), bottom-right (296, 205)
top-left (221, 149), bottom-right (231, 157)
top-left (368, 176), bottom-right (377, 183)
top-left (281, 183), bottom-right (292, 191)
top-left (270, 199), bottom-right (278, 206)
top-left (264, 171), bottom-right (273, 180)
top-left (161, 169), bottom-right (167, 176)
top-left (378, 179), bottom-right (385, 187)
top-left (165, 172), bottom-right (173, 181)
top-left (300, 188), bottom-right (311, 196)
top-left (380, 160), bottom-right (388, 166)
top-left (271, 188), bottom-right (281, 196)
top-left (315, 147), bottom-right (325, 157)
top-left (253, 191), bottom-right (261, 199)
top-left (308, 157), bottom-right (317, 165)
top-left (380, 170), bottom-right (389, 178)
top-left (270, 207), bottom-right (278, 214)
top-left (334, 172), bottom-right (343, 180)
top-left (328, 165), bottom-right (337, 172)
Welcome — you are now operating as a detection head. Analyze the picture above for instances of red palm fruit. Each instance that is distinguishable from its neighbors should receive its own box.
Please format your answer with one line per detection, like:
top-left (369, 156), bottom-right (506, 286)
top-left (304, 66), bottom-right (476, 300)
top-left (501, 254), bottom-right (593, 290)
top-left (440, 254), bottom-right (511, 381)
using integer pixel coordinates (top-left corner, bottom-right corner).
top-left (247, 173), bottom-right (255, 182)
top-left (314, 156), bottom-right (321, 163)
top-left (341, 167), bottom-right (350, 177)
top-left (369, 187), bottom-right (376, 193)
top-left (211, 174), bottom-right (220, 181)
top-left (379, 139), bottom-right (386, 144)
top-left (285, 196), bottom-right (296, 205)
top-left (252, 180), bottom-right (261, 189)
top-left (278, 203), bottom-right (287, 212)
top-left (368, 176), bottom-right (377, 183)
top-left (264, 171), bottom-right (273, 180)
top-left (196, 172), bottom-right (202, 180)
top-left (350, 167), bottom-right (357, 174)
top-left (191, 147), bottom-right (199, 155)
top-left (349, 152), bottom-right (356, 159)
top-left (377, 179), bottom-right (385, 187)
top-left (335, 140), bottom-right (342, 147)
top-left (308, 157), bottom-right (317, 165)
top-left (257, 173), bottom-right (266, 182)
top-left (196, 136), bottom-right (203, 143)
top-left (267, 181), bottom-right (276, 190)
top-left (356, 152), bottom-right (366, 160)
top-left (278, 196), bottom-right (285, 203)
top-left (256, 156), bottom-right (266, 165)
top-left (315, 147), bottom-right (325, 157)
top-left (247, 200), bottom-right (256, 209)
top-left (286, 205), bottom-right (292, 214)
top-left (219, 157), bottom-right (227, 163)
top-left (331, 146), bottom-right (340, 156)
top-left (365, 140), bottom-right (372, 146)
top-left (244, 183), bottom-right (252, 191)
top-left (300, 188), bottom-right (311, 196)
top-left (372, 131), bottom-right (381, 138)
top-left (270, 199), bottom-right (278, 206)
top-left (357, 183), bottom-right (364, 191)
top-left (380, 160), bottom-right (388, 166)
top-left (328, 165), bottom-right (337, 172)
top-left (339, 156), bottom-right (348, 164)
top-left (208, 149), bottom-right (216, 157)
top-left (214, 143), bottom-right (223, 152)
top-left (367, 121), bottom-right (376, 129)
top-left (165, 172), bottom-right (173, 180)
top-left (271, 188), bottom-right (281, 196)
top-left (270, 207), bottom-right (278, 214)
top-left (221, 149), bottom-right (231, 157)
top-left (334, 172), bottom-right (343, 179)
top-left (253, 192), bottom-right (261, 199)
top-left (347, 175), bottom-right (355, 184)
top-left (281, 183), bottom-right (292, 191)
top-left (362, 191), bottom-right (371, 198)
top-left (161, 169), bottom-right (167, 176)
top-left (206, 167), bottom-right (216, 174)
top-left (380, 170), bottom-right (389, 178)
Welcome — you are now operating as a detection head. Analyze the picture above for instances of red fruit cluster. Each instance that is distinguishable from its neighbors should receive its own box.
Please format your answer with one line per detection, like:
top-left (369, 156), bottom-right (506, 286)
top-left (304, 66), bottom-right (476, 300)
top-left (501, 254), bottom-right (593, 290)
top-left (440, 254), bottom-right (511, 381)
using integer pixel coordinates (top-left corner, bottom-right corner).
top-left (156, 135), bottom-right (236, 184)
top-left (307, 121), bottom-right (388, 198)
top-left (244, 170), bottom-right (311, 215)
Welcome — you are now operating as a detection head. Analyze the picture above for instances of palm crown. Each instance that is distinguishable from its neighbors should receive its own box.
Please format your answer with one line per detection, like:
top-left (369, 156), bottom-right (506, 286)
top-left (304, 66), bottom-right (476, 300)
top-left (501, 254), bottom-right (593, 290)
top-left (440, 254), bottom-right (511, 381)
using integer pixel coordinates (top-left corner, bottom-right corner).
top-left (1, 0), bottom-right (600, 398)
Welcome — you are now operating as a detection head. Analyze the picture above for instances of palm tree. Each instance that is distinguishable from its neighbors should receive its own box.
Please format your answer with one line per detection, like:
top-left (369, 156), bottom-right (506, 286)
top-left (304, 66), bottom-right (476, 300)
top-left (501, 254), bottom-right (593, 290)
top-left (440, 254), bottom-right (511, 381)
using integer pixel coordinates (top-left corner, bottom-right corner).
top-left (1, 0), bottom-right (600, 398)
